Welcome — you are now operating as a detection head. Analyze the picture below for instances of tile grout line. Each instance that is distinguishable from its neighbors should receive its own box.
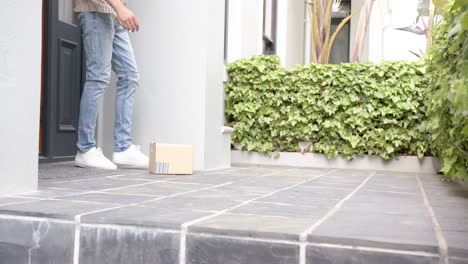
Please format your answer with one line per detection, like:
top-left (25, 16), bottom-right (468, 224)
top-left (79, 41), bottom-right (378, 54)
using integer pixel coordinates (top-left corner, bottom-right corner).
top-left (187, 231), bottom-right (441, 258)
top-left (300, 186), bottom-right (356, 191)
top-left (105, 172), bottom-right (154, 178)
top-left (247, 201), bottom-right (317, 207)
top-left (79, 222), bottom-right (180, 233)
top-left (0, 212), bottom-right (443, 259)
top-left (70, 181), bottom-right (239, 264)
top-left (8, 180), bottom-right (167, 201)
top-left (73, 215), bottom-right (81, 264)
top-left (44, 171), bottom-right (275, 200)
top-left (71, 182), bottom-right (239, 220)
top-left (3, 169), bottom-right (452, 263)
top-left (43, 174), bottom-right (124, 184)
top-left (39, 187), bottom-right (85, 190)
top-left (298, 171), bottom-right (376, 236)
top-left (107, 178), bottom-right (156, 182)
top-left (416, 174), bottom-right (448, 264)
top-left (3, 168), bottom-right (320, 263)
top-left (46, 180), bottom-right (168, 199)
top-left (178, 169), bottom-right (338, 264)
top-left (6, 168), bottom-right (352, 263)
top-left (0, 199), bottom-right (47, 207)
top-left (0, 213), bottom-right (73, 224)
top-left (40, 171), bottom-right (152, 185)
top-left (298, 170), bottom-right (376, 264)
top-left (125, 182), bottom-right (235, 205)
top-left (152, 180), bottom-right (220, 186)
top-left (300, 243), bottom-right (306, 263)
top-left (41, 168), bottom-right (274, 192)
top-left (450, 256), bottom-right (468, 262)
top-left (0, 180), bottom-right (167, 207)
top-left (4, 170), bottom-right (272, 263)
top-left (309, 241), bottom-right (440, 257)
top-left (364, 189), bottom-right (420, 195)
top-left (91, 191), bottom-right (161, 197)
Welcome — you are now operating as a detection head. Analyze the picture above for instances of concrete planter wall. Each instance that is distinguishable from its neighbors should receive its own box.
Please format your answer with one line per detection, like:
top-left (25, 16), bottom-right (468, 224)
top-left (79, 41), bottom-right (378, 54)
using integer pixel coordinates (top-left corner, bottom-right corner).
top-left (454, 178), bottom-right (468, 191)
top-left (232, 150), bottom-right (441, 174)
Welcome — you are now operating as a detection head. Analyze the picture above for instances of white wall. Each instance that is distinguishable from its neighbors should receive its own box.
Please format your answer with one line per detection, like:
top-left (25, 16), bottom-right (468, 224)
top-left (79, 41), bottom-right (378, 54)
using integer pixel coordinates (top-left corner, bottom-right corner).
top-left (226, 0), bottom-right (264, 63)
top-left (97, 0), bottom-right (228, 170)
top-left (350, 0), bottom-right (427, 63)
top-left (226, 0), bottom-right (305, 68)
top-left (379, 0), bottom-right (427, 61)
top-left (276, 0), bottom-right (305, 68)
top-left (203, 0), bottom-right (232, 169)
top-left (0, 0), bottom-right (42, 194)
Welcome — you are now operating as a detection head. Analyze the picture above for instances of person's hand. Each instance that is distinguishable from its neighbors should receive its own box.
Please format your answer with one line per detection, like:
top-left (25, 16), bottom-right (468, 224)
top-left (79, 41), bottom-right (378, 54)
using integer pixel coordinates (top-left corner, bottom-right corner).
top-left (116, 6), bottom-right (140, 32)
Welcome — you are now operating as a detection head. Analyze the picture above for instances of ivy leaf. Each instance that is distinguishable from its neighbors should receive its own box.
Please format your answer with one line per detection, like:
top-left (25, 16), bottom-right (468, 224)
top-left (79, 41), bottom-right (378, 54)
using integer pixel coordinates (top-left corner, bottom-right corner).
top-left (432, 0), bottom-right (454, 10)
top-left (225, 55), bottom-right (445, 177)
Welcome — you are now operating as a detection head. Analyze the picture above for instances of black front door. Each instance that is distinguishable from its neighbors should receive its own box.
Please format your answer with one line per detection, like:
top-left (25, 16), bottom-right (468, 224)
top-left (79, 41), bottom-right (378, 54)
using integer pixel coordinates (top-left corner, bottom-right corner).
top-left (42, 0), bottom-right (83, 160)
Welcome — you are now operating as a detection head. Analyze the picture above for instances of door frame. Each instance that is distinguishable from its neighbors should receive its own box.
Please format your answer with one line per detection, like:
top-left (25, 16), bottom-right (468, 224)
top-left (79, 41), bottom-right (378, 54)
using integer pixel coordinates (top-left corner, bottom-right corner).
top-left (40, 0), bottom-right (84, 163)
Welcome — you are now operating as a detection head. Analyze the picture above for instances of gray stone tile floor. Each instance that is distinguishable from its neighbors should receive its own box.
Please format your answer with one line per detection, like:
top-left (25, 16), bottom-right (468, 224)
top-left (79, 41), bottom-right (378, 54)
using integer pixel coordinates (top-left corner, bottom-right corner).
top-left (0, 162), bottom-right (467, 264)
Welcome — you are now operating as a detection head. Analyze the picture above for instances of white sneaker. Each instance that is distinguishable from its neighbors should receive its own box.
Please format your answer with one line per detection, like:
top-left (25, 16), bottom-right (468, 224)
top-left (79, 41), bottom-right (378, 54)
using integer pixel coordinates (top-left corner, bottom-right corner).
top-left (75, 147), bottom-right (117, 170)
top-left (113, 145), bottom-right (149, 169)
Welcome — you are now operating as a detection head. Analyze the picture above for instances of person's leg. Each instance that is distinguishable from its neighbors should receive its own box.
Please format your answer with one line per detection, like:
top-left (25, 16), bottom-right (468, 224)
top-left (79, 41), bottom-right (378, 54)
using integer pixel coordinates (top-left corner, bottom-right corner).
top-left (111, 20), bottom-right (139, 153)
top-left (110, 21), bottom-right (148, 168)
top-left (76, 12), bottom-right (114, 153)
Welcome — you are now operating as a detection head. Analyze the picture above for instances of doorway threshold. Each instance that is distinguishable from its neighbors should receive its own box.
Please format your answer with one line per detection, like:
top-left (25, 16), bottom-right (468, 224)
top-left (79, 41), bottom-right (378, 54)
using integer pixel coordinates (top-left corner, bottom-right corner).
top-left (39, 155), bottom-right (74, 164)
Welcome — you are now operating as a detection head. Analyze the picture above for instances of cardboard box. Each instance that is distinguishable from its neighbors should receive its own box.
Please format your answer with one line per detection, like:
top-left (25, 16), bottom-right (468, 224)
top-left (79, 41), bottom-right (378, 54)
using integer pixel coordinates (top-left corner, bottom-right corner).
top-left (149, 143), bottom-right (193, 175)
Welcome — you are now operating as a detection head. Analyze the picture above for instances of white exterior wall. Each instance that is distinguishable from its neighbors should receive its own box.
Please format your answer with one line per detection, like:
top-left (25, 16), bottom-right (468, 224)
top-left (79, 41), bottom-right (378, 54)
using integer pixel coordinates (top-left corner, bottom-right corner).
top-left (98, 0), bottom-right (228, 170)
top-left (379, 0), bottom-right (427, 61)
top-left (302, 0), bottom-right (428, 64)
top-left (350, 0), bottom-right (427, 63)
top-left (226, 0), bottom-right (305, 67)
top-left (204, 0), bottom-right (232, 169)
top-left (276, 0), bottom-right (305, 68)
top-left (226, 0), bottom-right (264, 63)
top-left (96, 0), bottom-right (308, 170)
top-left (0, 1), bottom-right (42, 194)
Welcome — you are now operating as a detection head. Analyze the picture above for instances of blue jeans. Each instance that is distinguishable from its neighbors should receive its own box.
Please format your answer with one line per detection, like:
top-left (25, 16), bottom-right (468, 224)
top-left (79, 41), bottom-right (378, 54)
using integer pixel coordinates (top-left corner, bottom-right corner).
top-left (76, 12), bottom-right (139, 153)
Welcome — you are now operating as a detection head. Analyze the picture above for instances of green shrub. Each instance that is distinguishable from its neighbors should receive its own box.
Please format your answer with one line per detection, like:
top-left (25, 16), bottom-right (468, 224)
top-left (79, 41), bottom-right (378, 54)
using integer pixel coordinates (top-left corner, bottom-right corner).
top-left (426, 0), bottom-right (468, 179)
top-left (225, 55), bottom-right (432, 160)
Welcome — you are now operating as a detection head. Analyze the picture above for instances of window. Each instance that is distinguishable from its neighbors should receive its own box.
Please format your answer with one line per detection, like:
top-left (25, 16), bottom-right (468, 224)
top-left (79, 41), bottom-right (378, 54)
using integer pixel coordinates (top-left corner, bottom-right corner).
top-left (329, 0), bottom-right (351, 64)
top-left (224, 0), bottom-right (230, 62)
top-left (263, 0), bottom-right (277, 55)
top-left (59, 0), bottom-right (76, 25)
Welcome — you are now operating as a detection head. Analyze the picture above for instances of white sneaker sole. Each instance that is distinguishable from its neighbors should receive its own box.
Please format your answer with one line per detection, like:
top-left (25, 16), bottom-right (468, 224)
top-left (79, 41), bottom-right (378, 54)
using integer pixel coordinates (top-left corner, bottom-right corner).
top-left (113, 161), bottom-right (148, 169)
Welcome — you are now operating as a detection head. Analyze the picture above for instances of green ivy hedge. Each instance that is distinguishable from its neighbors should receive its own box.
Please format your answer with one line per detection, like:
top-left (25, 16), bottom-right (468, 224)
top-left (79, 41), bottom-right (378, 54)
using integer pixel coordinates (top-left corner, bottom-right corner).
top-left (426, 0), bottom-right (467, 179)
top-left (225, 55), bottom-right (432, 160)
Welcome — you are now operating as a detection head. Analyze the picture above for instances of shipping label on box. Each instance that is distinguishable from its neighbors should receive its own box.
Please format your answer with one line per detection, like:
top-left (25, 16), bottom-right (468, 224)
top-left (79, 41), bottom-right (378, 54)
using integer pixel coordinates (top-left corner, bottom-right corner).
top-left (149, 143), bottom-right (193, 175)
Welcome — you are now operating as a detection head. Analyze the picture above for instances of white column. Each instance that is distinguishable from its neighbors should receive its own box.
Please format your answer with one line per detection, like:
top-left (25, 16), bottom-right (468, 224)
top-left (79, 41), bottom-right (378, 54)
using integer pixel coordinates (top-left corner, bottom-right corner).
top-left (203, 0), bottom-right (232, 169)
top-left (120, 0), bottom-right (228, 170)
top-left (276, 0), bottom-right (289, 66)
top-left (0, 1), bottom-right (42, 194)
top-left (276, 0), bottom-right (306, 68)
top-left (286, 0), bottom-right (305, 67)
top-left (226, 0), bottom-right (264, 63)
top-left (226, 0), bottom-right (244, 63)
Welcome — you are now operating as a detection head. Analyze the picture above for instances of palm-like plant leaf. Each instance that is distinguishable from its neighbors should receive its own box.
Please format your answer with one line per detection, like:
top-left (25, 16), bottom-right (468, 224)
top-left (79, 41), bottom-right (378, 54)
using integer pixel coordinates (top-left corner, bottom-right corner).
top-left (325, 7), bottom-right (362, 63)
top-left (321, 0), bottom-right (334, 63)
top-left (308, 0), bottom-right (362, 64)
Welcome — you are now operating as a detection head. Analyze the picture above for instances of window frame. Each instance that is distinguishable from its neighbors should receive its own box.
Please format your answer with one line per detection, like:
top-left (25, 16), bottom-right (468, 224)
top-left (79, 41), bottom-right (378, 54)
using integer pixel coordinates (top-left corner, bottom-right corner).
top-left (263, 0), bottom-right (278, 55)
